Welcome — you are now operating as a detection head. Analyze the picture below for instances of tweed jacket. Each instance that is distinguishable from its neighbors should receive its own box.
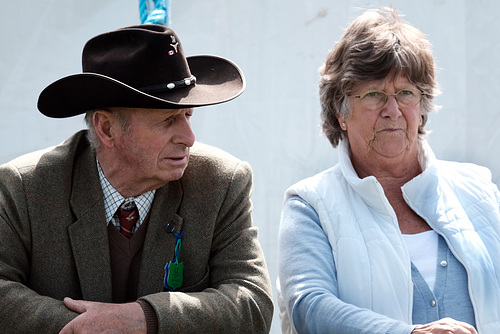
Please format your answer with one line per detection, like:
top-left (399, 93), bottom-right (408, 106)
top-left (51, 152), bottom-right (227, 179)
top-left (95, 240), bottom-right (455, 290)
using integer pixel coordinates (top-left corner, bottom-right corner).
top-left (0, 130), bottom-right (273, 334)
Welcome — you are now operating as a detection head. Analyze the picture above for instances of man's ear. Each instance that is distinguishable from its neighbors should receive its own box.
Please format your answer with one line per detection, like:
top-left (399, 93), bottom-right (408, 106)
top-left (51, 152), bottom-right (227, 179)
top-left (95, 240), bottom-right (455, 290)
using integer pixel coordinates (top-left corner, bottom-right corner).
top-left (93, 110), bottom-right (116, 148)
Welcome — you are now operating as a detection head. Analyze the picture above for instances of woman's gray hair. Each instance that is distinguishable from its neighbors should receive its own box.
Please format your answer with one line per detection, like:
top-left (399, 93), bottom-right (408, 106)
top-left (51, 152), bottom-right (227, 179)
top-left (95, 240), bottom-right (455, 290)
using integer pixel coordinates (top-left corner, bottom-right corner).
top-left (319, 7), bottom-right (440, 147)
top-left (84, 108), bottom-right (131, 151)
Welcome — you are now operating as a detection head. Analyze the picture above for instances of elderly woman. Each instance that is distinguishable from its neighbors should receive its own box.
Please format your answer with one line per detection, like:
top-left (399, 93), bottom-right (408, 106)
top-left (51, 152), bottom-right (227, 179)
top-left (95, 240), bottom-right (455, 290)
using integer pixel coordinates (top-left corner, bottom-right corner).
top-left (278, 7), bottom-right (500, 334)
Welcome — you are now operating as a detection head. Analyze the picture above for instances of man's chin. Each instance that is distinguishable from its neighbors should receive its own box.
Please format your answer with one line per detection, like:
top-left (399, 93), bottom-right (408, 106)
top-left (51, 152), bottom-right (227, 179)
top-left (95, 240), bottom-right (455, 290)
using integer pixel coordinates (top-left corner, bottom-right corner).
top-left (164, 166), bottom-right (188, 182)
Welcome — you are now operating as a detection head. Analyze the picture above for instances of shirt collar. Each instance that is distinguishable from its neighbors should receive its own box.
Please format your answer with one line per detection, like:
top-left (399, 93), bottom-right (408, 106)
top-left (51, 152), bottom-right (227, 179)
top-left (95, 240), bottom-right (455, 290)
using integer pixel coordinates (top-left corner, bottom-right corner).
top-left (97, 160), bottom-right (156, 224)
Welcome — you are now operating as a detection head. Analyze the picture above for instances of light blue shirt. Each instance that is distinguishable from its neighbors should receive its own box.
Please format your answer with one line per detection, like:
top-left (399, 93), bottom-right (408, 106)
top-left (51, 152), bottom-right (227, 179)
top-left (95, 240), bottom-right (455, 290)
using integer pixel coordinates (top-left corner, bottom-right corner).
top-left (411, 234), bottom-right (475, 327)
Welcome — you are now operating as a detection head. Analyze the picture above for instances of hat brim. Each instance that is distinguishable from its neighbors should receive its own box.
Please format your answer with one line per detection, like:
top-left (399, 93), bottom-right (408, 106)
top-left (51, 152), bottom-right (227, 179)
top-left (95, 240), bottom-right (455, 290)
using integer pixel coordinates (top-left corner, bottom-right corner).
top-left (37, 55), bottom-right (245, 118)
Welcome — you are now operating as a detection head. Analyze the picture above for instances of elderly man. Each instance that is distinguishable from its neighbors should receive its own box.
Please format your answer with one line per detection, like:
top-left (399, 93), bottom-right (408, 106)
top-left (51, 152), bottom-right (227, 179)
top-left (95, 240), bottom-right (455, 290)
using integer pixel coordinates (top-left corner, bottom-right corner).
top-left (0, 25), bottom-right (273, 333)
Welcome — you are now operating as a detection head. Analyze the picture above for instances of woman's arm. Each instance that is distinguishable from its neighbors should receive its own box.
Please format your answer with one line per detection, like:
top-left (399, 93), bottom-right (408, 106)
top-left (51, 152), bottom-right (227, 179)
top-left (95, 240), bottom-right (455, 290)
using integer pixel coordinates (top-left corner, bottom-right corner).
top-left (278, 196), bottom-right (415, 334)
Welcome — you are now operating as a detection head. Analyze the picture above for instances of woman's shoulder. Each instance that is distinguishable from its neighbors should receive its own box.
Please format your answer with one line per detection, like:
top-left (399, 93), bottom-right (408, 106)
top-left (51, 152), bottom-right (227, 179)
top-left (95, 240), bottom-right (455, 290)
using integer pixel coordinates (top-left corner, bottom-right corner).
top-left (285, 164), bottom-right (343, 202)
top-left (434, 159), bottom-right (493, 184)
top-left (296, 164), bottom-right (341, 185)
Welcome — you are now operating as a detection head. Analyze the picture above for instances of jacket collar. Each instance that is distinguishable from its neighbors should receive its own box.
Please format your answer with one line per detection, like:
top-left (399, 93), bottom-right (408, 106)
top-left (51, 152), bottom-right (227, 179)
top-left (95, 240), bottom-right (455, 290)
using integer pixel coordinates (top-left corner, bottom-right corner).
top-left (338, 138), bottom-right (436, 215)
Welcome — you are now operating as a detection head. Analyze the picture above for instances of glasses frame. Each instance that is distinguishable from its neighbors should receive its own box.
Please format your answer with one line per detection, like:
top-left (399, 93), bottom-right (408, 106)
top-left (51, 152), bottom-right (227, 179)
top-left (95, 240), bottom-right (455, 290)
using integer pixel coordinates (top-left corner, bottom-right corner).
top-left (348, 89), bottom-right (423, 110)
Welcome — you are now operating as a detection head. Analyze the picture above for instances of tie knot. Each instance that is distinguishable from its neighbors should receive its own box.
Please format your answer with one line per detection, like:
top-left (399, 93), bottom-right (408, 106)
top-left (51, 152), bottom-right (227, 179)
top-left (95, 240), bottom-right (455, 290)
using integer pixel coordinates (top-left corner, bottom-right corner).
top-left (118, 201), bottom-right (139, 238)
top-left (121, 201), bottom-right (137, 211)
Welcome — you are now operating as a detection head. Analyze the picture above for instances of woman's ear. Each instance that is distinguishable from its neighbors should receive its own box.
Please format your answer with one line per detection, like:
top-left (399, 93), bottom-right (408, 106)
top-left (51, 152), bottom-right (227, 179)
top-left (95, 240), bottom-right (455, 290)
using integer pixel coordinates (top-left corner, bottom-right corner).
top-left (337, 117), bottom-right (347, 131)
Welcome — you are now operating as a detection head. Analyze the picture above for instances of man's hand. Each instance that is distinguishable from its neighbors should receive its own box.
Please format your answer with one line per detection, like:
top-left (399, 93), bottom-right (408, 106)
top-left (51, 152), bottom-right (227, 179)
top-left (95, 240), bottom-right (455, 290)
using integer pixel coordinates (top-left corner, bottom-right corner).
top-left (59, 297), bottom-right (147, 334)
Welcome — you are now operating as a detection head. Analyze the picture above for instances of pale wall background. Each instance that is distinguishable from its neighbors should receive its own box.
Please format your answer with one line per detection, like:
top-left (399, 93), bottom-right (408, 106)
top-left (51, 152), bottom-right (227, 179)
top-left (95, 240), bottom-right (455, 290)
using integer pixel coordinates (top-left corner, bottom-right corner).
top-left (1, 0), bottom-right (499, 333)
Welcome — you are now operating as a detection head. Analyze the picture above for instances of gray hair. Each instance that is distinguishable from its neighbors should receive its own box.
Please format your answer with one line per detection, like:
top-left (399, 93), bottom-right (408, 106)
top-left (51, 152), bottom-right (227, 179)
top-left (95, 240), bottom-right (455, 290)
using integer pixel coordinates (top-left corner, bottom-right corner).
top-left (319, 7), bottom-right (440, 147)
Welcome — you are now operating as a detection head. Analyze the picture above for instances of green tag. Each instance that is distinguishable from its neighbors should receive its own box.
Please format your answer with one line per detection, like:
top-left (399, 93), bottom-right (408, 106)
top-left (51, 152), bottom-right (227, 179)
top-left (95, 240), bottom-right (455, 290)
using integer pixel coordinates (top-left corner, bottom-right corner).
top-left (167, 261), bottom-right (184, 290)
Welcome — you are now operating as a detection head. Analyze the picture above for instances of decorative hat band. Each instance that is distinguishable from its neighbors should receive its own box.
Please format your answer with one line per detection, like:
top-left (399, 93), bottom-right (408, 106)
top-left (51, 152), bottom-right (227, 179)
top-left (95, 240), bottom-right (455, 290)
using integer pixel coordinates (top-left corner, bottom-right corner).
top-left (140, 75), bottom-right (197, 93)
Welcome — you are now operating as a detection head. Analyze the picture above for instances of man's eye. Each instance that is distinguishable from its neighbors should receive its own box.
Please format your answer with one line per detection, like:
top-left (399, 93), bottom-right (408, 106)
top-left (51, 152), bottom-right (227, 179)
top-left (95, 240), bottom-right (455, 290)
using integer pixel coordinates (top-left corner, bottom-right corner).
top-left (163, 117), bottom-right (174, 125)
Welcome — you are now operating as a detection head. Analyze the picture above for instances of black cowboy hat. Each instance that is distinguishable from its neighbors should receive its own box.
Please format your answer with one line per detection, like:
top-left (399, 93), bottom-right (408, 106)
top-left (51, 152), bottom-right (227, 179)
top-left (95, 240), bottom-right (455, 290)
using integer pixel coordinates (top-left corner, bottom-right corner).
top-left (38, 24), bottom-right (245, 118)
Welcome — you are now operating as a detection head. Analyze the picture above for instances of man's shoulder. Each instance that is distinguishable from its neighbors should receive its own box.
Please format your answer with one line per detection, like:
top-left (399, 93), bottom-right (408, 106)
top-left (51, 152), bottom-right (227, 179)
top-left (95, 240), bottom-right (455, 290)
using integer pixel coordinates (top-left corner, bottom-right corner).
top-left (1, 130), bottom-right (90, 175)
top-left (189, 142), bottom-right (245, 167)
top-left (179, 143), bottom-right (252, 201)
top-left (184, 142), bottom-right (251, 183)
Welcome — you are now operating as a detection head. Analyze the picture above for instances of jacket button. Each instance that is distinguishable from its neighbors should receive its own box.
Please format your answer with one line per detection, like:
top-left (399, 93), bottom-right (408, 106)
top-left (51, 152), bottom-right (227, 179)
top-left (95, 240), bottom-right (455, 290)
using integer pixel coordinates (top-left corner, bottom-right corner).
top-left (430, 300), bottom-right (436, 307)
top-left (166, 221), bottom-right (176, 233)
top-left (440, 261), bottom-right (448, 267)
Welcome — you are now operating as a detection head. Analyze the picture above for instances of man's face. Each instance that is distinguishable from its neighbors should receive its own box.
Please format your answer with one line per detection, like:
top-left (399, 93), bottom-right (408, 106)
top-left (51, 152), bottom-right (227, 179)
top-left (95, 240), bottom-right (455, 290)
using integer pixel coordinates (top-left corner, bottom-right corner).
top-left (111, 107), bottom-right (195, 193)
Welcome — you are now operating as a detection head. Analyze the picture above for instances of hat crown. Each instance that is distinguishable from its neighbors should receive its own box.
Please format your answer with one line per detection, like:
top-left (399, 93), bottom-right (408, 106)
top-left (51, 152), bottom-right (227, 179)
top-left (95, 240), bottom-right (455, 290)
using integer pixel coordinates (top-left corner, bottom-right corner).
top-left (82, 25), bottom-right (192, 89)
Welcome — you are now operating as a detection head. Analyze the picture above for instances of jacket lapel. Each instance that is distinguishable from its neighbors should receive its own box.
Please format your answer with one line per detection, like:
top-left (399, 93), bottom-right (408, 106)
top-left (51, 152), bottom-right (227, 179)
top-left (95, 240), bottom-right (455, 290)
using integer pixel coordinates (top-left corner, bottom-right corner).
top-left (65, 137), bottom-right (184, 300)
top-left (68, 145), bottom-right (113, 302)
top-left (138, 180), bottom-right (184, 297)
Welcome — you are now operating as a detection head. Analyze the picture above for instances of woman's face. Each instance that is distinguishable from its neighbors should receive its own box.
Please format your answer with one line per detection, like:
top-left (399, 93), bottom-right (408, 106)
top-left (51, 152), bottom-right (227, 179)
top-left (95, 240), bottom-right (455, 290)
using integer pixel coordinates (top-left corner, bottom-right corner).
top-left (341, 75), bottom-right (422, 170)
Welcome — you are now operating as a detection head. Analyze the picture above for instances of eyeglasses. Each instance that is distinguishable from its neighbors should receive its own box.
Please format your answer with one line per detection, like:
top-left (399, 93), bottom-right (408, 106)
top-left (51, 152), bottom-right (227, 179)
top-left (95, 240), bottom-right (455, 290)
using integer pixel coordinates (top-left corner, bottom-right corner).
top-left (348, 89), bottom-right (422, 110)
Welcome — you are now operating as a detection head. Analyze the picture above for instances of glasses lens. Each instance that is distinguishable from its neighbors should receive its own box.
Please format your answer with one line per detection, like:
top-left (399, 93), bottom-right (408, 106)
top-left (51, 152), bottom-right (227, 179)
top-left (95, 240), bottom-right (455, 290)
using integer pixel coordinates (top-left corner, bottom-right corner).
top-left (360, 91), bottom-right (386, 110)
top-left (396, 90), bottom-right (421, 107)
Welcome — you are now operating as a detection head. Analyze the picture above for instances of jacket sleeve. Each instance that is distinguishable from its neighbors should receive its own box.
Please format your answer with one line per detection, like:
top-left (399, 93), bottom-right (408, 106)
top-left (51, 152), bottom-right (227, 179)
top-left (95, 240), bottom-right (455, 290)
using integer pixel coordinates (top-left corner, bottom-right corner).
top-left (0, 163), bottom-right (78, 333)
top-left (138, 161), bottom-right (274, 334)
top-left (278, 196), bottom-right (415, 334)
